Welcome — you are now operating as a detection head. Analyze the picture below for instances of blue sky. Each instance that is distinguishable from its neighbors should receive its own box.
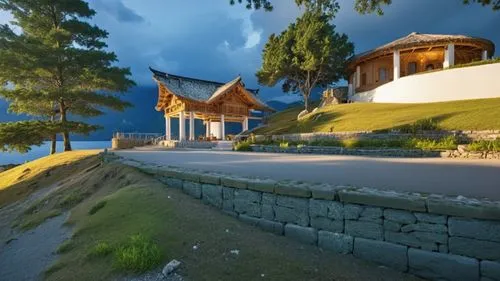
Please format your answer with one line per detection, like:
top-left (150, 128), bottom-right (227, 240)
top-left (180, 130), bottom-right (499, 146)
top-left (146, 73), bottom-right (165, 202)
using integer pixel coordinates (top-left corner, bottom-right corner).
top-left (1, 0), bottom-right (499, 103)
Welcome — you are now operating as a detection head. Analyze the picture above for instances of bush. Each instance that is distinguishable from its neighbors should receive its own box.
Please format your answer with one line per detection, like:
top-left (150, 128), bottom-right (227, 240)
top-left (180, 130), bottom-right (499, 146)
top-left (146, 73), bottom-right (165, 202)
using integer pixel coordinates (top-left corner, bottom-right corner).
top-left (114, 234), bottom-right (162, 273)
top-left (468, 139), bottom-right (500, 152)
top-left (405, 135), bottom-right (458, 150)
top-left (279, 141), bottom-right (289, 148)
top-left (398, 118), bottom-right (439, 134)
top-left (56, 240), bottom-right (74, 254)
top-left (234, 141), bottom-right (252, 151)
top-left (87, 241), bottom-right (113, 258)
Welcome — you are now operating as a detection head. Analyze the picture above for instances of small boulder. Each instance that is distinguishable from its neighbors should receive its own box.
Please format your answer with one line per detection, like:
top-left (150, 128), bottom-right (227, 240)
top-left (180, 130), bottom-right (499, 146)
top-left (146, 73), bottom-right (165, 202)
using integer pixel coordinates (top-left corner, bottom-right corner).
top-left (457, 145), bottom-right (468, 154)
top-left (162, 259), bottom-right (181, 276)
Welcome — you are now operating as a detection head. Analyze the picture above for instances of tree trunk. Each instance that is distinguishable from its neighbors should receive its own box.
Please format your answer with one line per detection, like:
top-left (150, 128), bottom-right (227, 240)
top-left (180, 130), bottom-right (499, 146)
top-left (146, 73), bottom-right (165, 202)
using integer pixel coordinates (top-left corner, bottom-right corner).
top-left (50, 134), bottom-right (57, 154)
top-left (50, 114), bottom-right (57, 155)
top-left (59, 102), bottom-right (72, 151)
top-left (303, 89), bottom-right (311, 112)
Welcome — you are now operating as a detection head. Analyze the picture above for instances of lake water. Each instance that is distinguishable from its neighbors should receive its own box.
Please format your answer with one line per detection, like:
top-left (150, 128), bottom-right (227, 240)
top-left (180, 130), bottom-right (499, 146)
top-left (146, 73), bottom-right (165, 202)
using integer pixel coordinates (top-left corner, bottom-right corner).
top-left (0, 141), bottom-right (111, 165)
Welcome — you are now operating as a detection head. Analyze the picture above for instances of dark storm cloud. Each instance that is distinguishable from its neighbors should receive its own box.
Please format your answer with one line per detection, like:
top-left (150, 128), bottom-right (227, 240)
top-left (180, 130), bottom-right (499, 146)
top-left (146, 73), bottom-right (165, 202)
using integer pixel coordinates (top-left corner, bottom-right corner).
top-left (92, 0), bottom-right (144, 23)
top-left (84, 0), bottom-right (499, 102)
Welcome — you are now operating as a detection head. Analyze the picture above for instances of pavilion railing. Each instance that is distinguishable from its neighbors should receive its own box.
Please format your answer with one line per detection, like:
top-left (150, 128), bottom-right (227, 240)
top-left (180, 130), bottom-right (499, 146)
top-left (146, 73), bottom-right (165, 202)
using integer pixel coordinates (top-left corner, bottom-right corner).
top-left (113, 132), bottom-right (161, 141)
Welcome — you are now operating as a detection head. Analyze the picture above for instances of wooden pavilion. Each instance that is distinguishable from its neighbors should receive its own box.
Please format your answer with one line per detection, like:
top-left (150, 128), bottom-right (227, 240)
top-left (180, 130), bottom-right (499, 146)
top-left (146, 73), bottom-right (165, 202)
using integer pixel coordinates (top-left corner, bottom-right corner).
top-left (150, 67), bottom-right (275, 141)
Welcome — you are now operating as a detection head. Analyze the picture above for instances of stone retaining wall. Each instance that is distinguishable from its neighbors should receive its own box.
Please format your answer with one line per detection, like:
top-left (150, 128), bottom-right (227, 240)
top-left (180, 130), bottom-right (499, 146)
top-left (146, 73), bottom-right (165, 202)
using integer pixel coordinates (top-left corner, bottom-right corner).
top-left (160, 140), bottom-right (216, 149)
top-left (257, 130), bottom-right (500, 143)
top-left (250, 145), bottom-right (500, 159)
top-left (114, 156), bottom-right (500, 281)
top-left (111, 138), bottom-right (150, 150)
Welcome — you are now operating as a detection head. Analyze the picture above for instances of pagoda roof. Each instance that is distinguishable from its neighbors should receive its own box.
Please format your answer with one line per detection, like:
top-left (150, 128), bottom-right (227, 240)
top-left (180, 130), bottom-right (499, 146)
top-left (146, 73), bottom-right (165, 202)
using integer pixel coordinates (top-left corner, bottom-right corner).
top-left (150, 67), bottom-right (274, 112)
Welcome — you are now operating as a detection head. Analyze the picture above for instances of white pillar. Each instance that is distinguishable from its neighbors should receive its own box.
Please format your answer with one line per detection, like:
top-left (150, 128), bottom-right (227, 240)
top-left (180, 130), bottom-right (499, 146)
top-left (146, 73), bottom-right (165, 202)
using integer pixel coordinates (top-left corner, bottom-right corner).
top-left (220, 114), bottom-right (225, 140)
top-left (165, 116), bottom-right (171, 141)
top-left (189, 112), bottom-right (195, 141)
top-left (393, 50), bottom-right (400, 80)
top-left (444, 44), bottom-right (455, 68)
top-left (355, 66), bottom-right (361, 88)
top-left (205, 120), bottom-right (211, 139)
top-left (482, 50), bottom-right (488, 61)
top-left (242, 116), bottom-right (249, 132)
top-left (348, 84), bottom-right (353, 97)
top-left (179, 111), bottom-right (185, 141)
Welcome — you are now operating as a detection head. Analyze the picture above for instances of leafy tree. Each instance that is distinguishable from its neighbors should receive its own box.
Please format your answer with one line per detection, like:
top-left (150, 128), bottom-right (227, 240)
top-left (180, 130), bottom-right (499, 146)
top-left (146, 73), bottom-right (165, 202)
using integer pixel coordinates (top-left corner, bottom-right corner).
top-left (0, 0), bottom-right (134, 153)
top-left (256, 11), bottom-right (354, 112)
top-left (231, 0), bottom-right (499, 15)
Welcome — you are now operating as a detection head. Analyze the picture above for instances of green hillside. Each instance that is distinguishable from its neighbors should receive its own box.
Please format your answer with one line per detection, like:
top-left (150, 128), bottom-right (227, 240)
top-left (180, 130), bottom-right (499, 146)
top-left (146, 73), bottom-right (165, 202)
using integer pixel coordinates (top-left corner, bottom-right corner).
top-left (256, 98), bottom-right (500, 135)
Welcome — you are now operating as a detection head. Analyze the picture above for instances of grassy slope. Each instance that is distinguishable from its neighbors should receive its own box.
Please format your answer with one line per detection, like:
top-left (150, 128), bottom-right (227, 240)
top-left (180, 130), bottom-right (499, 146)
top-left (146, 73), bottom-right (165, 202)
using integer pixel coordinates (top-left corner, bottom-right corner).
top-left (256, 98), bottom-right (500, 135)
top-left (3, 156), bottom-right (419, 281)
top-left (0, 150), bottom-right (101, 208)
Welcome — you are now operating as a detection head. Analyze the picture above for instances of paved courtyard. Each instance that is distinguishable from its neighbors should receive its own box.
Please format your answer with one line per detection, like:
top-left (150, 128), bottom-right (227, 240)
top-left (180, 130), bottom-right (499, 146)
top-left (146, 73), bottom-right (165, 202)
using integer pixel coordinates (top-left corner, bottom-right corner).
top-left (115, 149), bottom-right (500, 200)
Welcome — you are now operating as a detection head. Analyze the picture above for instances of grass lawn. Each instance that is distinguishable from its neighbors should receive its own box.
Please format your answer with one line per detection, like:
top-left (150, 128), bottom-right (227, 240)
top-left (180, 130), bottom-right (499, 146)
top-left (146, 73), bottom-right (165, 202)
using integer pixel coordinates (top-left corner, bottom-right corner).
top-left (0, 150), bottom-right (101, 208)
top-left (255, 98), bottom-right (500, 135)
top-left (8, 157), bottom-right (420, 281)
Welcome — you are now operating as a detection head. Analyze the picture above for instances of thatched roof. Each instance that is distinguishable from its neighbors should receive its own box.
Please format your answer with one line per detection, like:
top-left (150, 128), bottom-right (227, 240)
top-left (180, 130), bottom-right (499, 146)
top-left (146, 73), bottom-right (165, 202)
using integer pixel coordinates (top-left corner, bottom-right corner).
top-left (350, 32), bottom-right (495, 64)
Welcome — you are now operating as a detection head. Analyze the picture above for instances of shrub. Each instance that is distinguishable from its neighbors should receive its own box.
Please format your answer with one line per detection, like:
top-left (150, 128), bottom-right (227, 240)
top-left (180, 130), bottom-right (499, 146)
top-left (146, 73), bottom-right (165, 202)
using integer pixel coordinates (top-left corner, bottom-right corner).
top-left (87, 241), bottom-right (113, 258)
top-left (114, 234), bottom-right (162, 273)
top-left (56, 240), bottom-right (74, 254)
top-left (88, 201), bottom-right (107, 215)
top-left (279, 141), bottom-right (289, 148)
top-left (405, 135), bottom-right (458, 150)
top-left (468, 139), bottom-right (500, 152)
top-left (398, 118), bottom-right (439, 134)
top-left (234, 141), bottom-right (252, 151)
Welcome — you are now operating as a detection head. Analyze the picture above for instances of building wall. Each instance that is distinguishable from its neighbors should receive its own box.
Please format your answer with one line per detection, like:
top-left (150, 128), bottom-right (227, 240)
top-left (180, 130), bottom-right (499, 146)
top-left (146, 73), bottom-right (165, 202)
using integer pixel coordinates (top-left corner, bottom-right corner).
top-left (351, 63), bottom-right (500, 103)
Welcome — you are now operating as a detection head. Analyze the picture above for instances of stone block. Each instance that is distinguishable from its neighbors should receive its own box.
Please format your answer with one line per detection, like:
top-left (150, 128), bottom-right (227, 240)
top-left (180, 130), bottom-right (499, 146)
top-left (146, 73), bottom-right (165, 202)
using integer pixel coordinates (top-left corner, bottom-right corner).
top-left (408, 248), bottom-right (479, 281)
top-left (234, 200), bottom-right (261, 217)
top-left (448, 217), bottom-right (500, 242)
top-left (284, 224), bottom-right (318, 245)
top-left (199, 173), bottom-right (221, 185)
top-left (318, 231), bottom-right (353, 254)
top-left (384, 231), bottom-right (438, 251)
top-left (222, 187), bottom-right (234, 212)
top-left (163, 178), bottom-right (183, 189)
top-left (261, 204), bottom-right (274, 220)
top-left (481, 261), bottom-right (500, 281)
top-left (258, 219), bottom-right (284, 235)
top-left (274, 205), bottom-right (309, 227)
top-left (275, 181), bottom-right (312, 198)
top-left (344, 204), bottom-right (363, 220)
top-left (178, 170), bottom-right (201, 182)
top-left (309, 199), bottom-right (343, 220)
top-left (201, 184), bottom-right (222, 209)
top-left (345, 220), bottom-right (383, 240)
top-left (438, 244), bottom-right (448, 253)
top-left (182, 181), bottom-right (201, 199)
top-left (262, 193), bottom-right (276, 205)
top-left (427, 197), bottom-right (500, 221)
top-left (310, 217), bottom-right (343, 233)
top-left (338, 188), bottom-right (426, 212)
top-left (413, 231), bottom-right (448, 244)
top-left (414, 212), bottom-right (447, 224)
top-left (310, 183), bottom-right (338, 200)
top-left (247, 178), bottom-right (276, 193)
top-left (239, 214), bottom-right (260, 226)
top-left (221, 176), bottom-right (249, 189)
top-left (384, 220), bottom-right (402, 232)
top-left (449, 237), bottom-right (500, 260)
top-left (384, 209), bottom-right (416, 225)
top-left (353, 238), bottom-right (408, 271)
top-left (401, 223), bottom-right (447, 233)
top-left (276, 196), bottom-right (309, 210)
top-left (360, 207), bottom-right (383, 219)
top-left (234, 189), bottom-right (261, 203)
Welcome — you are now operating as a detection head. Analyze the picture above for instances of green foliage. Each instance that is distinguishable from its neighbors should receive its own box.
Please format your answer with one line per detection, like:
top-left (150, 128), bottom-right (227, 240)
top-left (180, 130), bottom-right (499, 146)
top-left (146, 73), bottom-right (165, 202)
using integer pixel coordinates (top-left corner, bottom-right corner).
top-left (468, 139), bottom-right (500, 152)
top-left (233, 0), bottom-right (499, 15)
top-left (114, 234), bottom-right (162, 273)
top-left (234, 141), bottom-right (253, 151)
top-left (88, 200), bottom-right (107, 216)
top-left (256, 10), bottom-right (353, 111)
top-left (397, 118), bottom-right (440, 134)
top-left (279, 141), bottom-right (289, 148)
top-left (87, 241), bottom-right (113, 259)
top-left (404, 136), bottom-right (458, 150)
top-left (0, 0), bottom-right (134, 152)
top-left (449, 57), bottom-right (500, 69)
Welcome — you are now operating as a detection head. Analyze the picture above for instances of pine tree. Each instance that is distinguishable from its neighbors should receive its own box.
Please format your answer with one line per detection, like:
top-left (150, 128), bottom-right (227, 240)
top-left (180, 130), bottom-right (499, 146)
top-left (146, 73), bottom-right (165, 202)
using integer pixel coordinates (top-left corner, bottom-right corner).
top-left (0, 0), bottom-right (134, 153)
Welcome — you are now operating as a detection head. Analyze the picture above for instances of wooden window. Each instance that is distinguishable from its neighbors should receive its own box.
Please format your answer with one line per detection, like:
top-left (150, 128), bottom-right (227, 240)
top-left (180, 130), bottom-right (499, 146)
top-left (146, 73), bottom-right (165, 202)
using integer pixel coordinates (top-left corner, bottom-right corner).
top-left (408, 62), bottom-right (417, 75)
top-left (361, 73), bottom-right (367, 86)
top-left (378, 68), bottom-right (387, 82)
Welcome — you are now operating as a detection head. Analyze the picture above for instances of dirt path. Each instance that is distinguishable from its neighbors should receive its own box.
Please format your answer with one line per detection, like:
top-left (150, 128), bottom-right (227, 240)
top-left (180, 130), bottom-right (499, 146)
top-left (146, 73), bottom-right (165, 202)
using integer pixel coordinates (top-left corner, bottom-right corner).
top-left (0, 183), bottom-right (72, 281)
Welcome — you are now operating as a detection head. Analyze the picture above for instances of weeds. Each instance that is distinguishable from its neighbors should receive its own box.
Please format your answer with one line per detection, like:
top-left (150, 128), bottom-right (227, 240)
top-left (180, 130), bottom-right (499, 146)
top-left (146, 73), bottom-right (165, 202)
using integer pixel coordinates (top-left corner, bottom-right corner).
top-left (114, 234), bottom-right (162, 273)
top-left (56, 240), bottom-right (74, 254)
top-left (87, 241), bottom-right (113, 259)
top-left (88, 201), bottom-right (107, 215)
top-left (468, 139), bottom-right (500, 152)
